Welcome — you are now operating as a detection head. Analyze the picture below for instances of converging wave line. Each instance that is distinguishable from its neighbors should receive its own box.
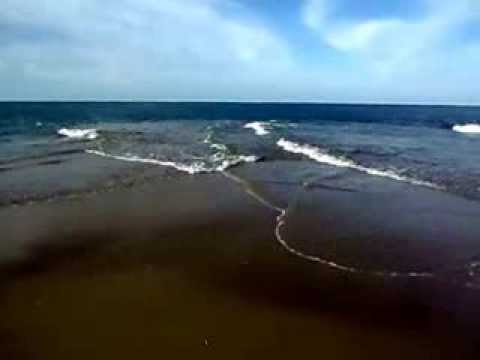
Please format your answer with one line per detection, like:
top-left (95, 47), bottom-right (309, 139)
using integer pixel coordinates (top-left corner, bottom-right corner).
top-left (224, 170), bottom-right (435, 279)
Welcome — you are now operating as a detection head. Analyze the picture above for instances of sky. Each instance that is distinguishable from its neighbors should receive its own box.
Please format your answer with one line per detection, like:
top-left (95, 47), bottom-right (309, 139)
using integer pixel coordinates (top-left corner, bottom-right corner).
top-left (1, 0), bottom-right (479, 104)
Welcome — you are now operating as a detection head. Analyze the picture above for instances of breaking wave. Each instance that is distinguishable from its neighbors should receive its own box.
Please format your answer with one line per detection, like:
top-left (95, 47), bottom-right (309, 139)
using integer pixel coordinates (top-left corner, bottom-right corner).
top-left (244, 121), bottom-right (271, 136)
top-left (86, 131), bottom-right (259, 176)
top-left (452, 124), bottom-right (480, 134)
top-left (58, 128), bottom-right (99, 140)
top-left (277, 138), bottom-right (438, 188)
top-left (244, 120), bottom-right (297, 137)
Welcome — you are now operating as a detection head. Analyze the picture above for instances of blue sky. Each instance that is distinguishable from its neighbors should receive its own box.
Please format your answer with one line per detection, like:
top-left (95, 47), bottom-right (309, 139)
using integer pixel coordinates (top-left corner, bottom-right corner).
top-left (1, 0), bottom-right (479, 103)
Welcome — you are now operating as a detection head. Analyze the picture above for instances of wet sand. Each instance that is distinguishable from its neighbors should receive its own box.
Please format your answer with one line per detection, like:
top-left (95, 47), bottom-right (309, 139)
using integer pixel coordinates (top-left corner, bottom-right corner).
top-left (1, 164), bottom-right (479, 359)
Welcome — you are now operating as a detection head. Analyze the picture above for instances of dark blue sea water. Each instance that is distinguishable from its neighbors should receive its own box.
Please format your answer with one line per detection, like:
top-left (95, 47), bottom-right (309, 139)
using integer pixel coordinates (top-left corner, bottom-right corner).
top-left (1, 102), bottom-right (480, 202)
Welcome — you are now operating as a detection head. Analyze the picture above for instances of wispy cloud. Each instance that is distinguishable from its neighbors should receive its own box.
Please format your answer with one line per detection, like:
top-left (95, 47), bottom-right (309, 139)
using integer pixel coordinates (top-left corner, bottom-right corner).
top-left (0, 0), bottom-right (292, 100)
top-left (302, 0), bottom-right (479, 75)
top-left (301, 0), bottom-right (480, 103)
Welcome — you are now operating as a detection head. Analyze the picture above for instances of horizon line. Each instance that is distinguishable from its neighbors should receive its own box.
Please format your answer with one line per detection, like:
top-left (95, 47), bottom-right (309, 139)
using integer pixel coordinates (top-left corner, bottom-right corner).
top-left (0, 99), bottom-right (479, 107)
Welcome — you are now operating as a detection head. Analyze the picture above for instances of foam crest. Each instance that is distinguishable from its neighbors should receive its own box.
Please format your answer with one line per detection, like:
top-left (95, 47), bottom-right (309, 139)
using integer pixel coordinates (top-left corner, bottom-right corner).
top-left (244, 122), bottom-right (271, 136)
top-left (58, 128), bottom-right (98, 140)
top-left (277, 138), bottom-right (437, 188)
top-left (452, 124), bottom-right (480, 134)
top-left (277, 138), bottom-right (353, 167)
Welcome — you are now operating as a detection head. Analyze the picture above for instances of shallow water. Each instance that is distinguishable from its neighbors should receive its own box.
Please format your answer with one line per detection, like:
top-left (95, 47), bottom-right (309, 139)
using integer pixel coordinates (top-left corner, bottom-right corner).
top-left (1, 102), bottom-right (480, 202)
top-left (1, 173), bottom-right (479, 359)
top-left (1, 103), bottom-right (480, 358)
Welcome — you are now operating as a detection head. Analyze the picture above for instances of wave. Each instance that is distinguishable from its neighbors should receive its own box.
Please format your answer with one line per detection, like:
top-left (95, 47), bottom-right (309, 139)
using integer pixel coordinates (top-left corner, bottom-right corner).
top-left (244, 122), bottom-right (271, 136)
top-left (202, 131), bottom-right (228, 152)
top-left (58, 128), bottom-right (99, 140)
top-left (277, 138), bottom-right (438, 188)
top-left (452, 124), bottom-right (480, 134)
top-left (86, 150), bottom-right (258, 175)
top-left (244, 120), bottom-right (298, 137)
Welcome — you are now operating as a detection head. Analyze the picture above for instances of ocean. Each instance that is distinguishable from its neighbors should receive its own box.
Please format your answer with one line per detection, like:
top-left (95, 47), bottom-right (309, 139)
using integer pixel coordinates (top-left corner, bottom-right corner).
top-left (2, 102), bottom-right (480, 358)
top-left (1, 102), bottom-right (480, 201)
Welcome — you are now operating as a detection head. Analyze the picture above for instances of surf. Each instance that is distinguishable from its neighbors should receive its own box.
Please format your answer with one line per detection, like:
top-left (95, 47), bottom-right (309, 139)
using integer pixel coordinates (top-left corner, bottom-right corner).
top-left (277, 138), bottom-right (438, 189)
top-left (452, 124), bottom-right (480, 134)
top-left (58, 128), bottom-right (99, 140)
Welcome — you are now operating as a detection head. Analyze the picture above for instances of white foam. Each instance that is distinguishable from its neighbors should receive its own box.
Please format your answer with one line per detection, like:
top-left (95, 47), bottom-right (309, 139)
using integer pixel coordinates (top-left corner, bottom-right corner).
top-left (244, 122), bottom-right (270, 136)
top-left (86, 150), bottom-right (258, 175)
top-left (203, 131), bottom-right (259, 170)
top-left (58, 128), bottom-right (98, 140)
top-left (277, 138), bottom-right (353, 167)
top-left (277, 138), bottom-right (438, 188)
top-left (203, 132), bottom-right (228, 151)
top-left (214, 155), bottom-right (258, 171)
top-left (452, 124), bottom-right (480, 134)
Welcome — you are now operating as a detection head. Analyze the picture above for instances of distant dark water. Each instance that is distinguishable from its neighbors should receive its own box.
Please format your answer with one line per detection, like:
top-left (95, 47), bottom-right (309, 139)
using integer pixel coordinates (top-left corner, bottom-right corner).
top-left (1, 102), bottom-right (480, 136)
top-left (1, 102), bottom-right (480, 202)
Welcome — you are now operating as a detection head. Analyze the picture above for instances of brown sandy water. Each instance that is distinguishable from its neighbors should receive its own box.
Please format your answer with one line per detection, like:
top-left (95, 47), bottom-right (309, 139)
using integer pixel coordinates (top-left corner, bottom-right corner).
top-left (0, 169), bottom-right (479, 359)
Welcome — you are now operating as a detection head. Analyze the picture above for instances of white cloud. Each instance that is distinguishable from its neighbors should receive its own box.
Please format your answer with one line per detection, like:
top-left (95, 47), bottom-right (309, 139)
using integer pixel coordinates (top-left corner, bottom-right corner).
top-left (302, 0), bottom-right (479, 78)
top-left (324, 19), bottom-right (403, 52)
top-left (0, 0), bottom-right (292, 99)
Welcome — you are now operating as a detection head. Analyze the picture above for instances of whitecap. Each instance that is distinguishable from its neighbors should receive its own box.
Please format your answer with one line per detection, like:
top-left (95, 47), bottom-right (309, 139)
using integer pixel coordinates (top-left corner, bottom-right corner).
top-left (277, 138), bottom-right (438, 188)
top-left (58, 128), bottom-right (99, 140)
top-left (452, 124), bottom-right (480, 134)
top-left (244, 122), bottom-right (271, 136)
top-left (277, 138), bottom-right (353, 168)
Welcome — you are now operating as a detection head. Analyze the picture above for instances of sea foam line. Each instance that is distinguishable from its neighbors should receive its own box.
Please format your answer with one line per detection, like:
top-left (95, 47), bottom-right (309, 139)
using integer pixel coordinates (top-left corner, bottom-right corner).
top-left (452, 124), bottom-right (480, 134)
top-left (277, 138), bottom-right (439, 189)
top-left (87, 128), bottom-right (259, 174)
top-left (224, 171), bottom-right (434, 279)
top-left (86, 149), bottom-right (258, 175)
